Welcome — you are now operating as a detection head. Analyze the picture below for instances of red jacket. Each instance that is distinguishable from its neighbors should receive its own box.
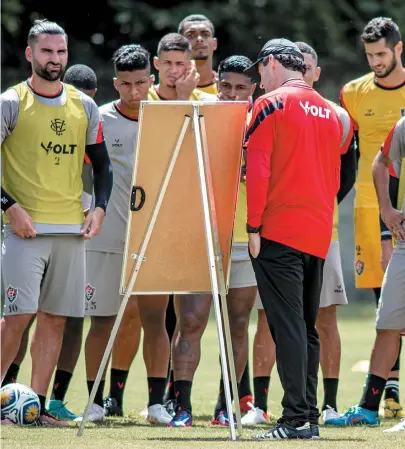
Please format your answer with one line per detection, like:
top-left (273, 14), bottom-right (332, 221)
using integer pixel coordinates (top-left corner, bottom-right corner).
top-left (246, 80), bottom-right (345, 259)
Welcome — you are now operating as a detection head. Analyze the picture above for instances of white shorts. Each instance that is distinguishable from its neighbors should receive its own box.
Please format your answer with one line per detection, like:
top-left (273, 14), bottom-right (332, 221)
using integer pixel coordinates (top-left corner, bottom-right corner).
top-left (254, 240), bottom-right (348, 310)
top-left (229, 243), bottom-right (257, 289)
top-left (320, 240), bottom-right (348, 308)
top-left (2, 229), bottom-right (85, 317)
top-left (85, 251), bottom-right (124, 316)
top-left (376, 244), bottom-right (405, 330)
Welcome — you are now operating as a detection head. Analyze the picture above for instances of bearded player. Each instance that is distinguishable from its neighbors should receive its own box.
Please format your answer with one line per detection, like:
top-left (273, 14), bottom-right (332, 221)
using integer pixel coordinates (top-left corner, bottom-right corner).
top-left (1, 20), bottom-right (112, 426)
top-left (1, 63), bottom-right (99, 422)
top-left (340, 17), bottom-right (405, 417)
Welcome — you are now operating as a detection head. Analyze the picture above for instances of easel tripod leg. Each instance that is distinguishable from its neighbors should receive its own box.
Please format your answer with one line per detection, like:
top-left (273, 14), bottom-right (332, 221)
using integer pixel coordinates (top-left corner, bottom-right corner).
top-left (192, 106), bottom-right (237, 441)
top-left (76, 115), bottom-right (191, 436)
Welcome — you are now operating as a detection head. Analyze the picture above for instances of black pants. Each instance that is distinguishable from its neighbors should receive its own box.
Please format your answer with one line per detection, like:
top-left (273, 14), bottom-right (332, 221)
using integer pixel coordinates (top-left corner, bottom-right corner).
top-left (250, 238), bottom-right (324, 424)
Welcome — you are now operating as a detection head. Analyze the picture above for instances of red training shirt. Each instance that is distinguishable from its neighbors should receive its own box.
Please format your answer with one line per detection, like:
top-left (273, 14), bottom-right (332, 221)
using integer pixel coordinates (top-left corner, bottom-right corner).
top-left (246, 80), bottom-right (346, 259)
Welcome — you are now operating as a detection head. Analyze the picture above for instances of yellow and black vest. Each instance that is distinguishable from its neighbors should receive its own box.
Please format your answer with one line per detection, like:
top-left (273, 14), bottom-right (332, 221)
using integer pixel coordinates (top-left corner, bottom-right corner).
top-left (2, 82), bottom-right (88, 225)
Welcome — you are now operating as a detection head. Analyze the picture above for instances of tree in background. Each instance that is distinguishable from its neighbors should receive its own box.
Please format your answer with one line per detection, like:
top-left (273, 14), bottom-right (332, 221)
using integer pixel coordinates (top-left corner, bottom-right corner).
top-left (2, 0), bottom-right (404, 103)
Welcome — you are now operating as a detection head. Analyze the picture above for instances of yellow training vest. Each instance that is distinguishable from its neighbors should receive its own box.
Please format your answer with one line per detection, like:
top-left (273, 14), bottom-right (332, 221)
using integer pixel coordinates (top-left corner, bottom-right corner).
top-left (148, 86), bottom-right (214, 101)
top-left (233, 111), bottom-right (252, 243)
top-left (197, 82), bottom-right (218, 96)
top-left (2, 82), bottom-right (88, 224)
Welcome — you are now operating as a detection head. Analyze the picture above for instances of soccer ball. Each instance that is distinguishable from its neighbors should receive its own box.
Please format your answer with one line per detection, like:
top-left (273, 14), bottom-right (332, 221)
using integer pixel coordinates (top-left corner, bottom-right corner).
top-left (1, 383), bottom-right (40, 425)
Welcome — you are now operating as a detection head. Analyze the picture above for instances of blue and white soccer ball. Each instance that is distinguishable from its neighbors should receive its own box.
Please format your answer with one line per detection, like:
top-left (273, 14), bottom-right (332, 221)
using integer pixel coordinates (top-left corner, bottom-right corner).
top-left (1, 383), bottom-right (40, 425)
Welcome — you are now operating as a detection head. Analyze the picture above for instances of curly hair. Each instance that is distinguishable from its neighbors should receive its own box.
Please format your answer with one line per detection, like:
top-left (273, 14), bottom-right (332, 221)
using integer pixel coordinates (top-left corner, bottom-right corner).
top-left (361, 17), bottom-right (401, 49)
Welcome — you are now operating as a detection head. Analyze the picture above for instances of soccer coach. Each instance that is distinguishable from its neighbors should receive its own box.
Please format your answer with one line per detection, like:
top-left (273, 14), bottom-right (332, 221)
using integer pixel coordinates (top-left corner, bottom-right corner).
top-left (245, 39), bottom-right (350, 440)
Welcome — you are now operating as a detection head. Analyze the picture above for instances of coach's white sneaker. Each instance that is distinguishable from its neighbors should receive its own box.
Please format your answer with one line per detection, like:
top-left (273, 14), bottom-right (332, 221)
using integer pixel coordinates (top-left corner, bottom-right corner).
top-left (322, 405), bottom-right (340, 424)
top-left (146, 404), bottom-right (173, 425)
top-left (241, 404), bottom-right (270, 425)
top-left (383, 418), bottom-right (405, 432)
top-left (74, 404), bottom-right (105, 423)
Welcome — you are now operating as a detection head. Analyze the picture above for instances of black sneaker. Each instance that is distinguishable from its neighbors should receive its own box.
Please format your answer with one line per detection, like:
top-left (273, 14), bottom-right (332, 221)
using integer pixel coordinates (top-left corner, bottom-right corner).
top-left (310, 424), bottom-right (320, 439)
top-left (103, 397), bottom-right (123, 417)
top-left (253, 419), bottom-right (312, 440)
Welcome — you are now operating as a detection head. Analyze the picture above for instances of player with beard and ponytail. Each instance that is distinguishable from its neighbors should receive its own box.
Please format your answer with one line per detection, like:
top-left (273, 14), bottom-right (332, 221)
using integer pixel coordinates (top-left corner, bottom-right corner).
top-left (0, 20), bottom-right (112, 426)
top-left (340, 17), bottom-right (405, 419)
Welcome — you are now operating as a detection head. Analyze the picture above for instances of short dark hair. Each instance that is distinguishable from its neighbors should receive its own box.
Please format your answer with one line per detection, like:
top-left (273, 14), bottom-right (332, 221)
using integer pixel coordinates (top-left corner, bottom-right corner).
top-left (157, 33), bottom-right (190, 55)
top-left (112, 44), bottom-right (150, 73)
top-left (265, 54), bottom-right (306, 75)
top-left (63, 64), bottom-right (97, 90)
top-left (295, 42), bottom-right (318, 64)
top-left (361, 17), bottom-right (401, 48)
top-left (178, 14), bottom-right (215, 36)
top-left (218, 56), bottom-right (255, 81)
top-left (28, 19), bottom-right (66, 45)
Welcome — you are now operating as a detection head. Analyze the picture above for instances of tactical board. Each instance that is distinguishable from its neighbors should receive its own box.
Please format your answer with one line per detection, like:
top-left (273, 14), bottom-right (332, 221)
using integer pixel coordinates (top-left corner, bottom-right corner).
top-left (120, 101), bottom-right (248, 294)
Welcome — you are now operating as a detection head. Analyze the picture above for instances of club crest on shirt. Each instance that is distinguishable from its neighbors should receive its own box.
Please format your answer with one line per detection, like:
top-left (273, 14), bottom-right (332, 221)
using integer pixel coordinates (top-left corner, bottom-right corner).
top-left (50, 118), bottom-right (66, 136)
top-left (401, 108), bottom-right (405, 117)
top-left (5, 286), bottom-right (18, 303)
top-left (85, 284), bottom-right (96, 301)
top-left (355, 260), bottom-right (364, 276)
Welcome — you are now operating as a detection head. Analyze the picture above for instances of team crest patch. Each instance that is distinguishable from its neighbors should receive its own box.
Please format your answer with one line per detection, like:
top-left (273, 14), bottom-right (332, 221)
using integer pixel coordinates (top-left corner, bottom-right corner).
top-left (355, 260), bottom-right (364, 276)
top-left (85, 284), bottom-right (96, 301)
top-left (401, 108), bottom-right (405, 117)
top-left (5, 286), bottom-right (18, 303)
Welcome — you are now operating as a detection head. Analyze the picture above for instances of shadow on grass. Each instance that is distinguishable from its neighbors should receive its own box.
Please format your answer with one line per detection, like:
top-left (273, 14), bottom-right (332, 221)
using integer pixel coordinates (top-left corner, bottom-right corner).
top-left (145, 436), bottom-right (368, 442)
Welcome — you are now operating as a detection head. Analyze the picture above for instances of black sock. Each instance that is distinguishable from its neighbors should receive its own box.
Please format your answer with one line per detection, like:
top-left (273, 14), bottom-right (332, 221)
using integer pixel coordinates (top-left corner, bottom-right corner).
top-left (147, 377), bottom-right (166, 407)
top-left (164, 370), bottom-right (176, 402)
top-left (384, 377), bottom-right (400, 403)
top-left (38, 394), bottom-right (46, 415)
top-left (238, 361), bottom-right (252, 398)
top-left (359, 374), bottom-right (386, 412)
top-left (322, 378), bottom-right (339, 411)
top-left (214, 379), bottom-right (236, 416)
top-left (50, 369), bottom-right (72, 401)
top-left (174, 380), bottom-right (193, 412)
top-left (87, 380), bottom-right (105, 408)
top-left (390, 337), bottom-right (402, 371)
top-left (253, 376), bottom-right (270, 412)
top-left (1, 363), bottom-right (20, 386)
top-left (109, 369), bottom-right (129, 408)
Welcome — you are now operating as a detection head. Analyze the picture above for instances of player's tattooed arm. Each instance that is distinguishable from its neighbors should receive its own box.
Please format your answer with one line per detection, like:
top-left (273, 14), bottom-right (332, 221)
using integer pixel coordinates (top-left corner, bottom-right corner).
top-left (373, 151), bottom-right (405, 241)
top-left (380, 175), bottom-right (399, 241)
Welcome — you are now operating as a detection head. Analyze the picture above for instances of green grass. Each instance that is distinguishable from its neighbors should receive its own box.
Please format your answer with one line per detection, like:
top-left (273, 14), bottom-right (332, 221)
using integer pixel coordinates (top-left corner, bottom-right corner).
top-left (2, 301), bottom-right (404, 448)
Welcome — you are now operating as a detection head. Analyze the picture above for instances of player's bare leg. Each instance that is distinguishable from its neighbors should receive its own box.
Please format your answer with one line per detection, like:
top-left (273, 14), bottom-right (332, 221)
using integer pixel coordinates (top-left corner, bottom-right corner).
top-left (137, 294), bottom-right (172, 424)
top-left (47, 317), bottom-right (84, 420)
top-left (213, 287), bottom-right (256, 424)
top-left (1, 314), bottom-right (34, 383)
top-left (242, 309), bottom-right (275, 425)
top-left (75, 315), bottom-right (116, 423)
top-left (373, 287), bottom-right (403, 416)
top-left (316, 306), bottom-right (341, 416)
top-left (104, 297), bottom-right (141, 417)
top-left (30, 311), bottom-right (69, 425)
top-left (169, 294), bottom-right (211, 426)
top-left (1, 317), bottom-right (35, 386)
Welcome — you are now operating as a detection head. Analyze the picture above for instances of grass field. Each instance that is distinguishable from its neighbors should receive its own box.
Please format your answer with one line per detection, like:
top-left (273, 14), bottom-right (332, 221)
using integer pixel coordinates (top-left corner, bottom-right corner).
top-left (1, 300), bottom-right (404, 448)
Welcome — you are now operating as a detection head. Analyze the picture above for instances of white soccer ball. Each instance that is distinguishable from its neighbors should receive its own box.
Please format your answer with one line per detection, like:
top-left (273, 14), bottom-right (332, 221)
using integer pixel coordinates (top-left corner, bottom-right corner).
top-left (1, 383), bottom-right (40, 426)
